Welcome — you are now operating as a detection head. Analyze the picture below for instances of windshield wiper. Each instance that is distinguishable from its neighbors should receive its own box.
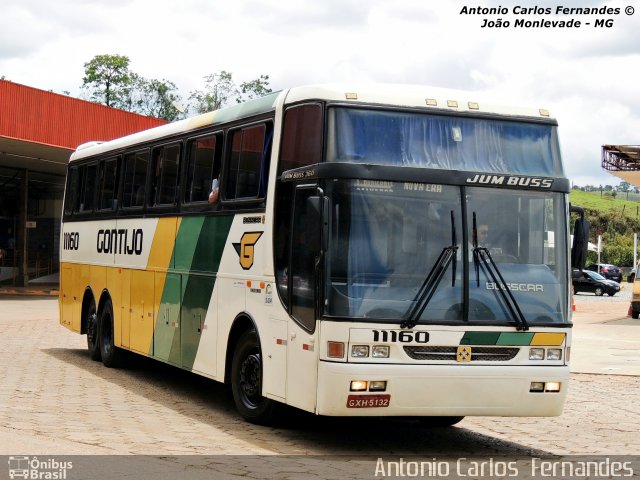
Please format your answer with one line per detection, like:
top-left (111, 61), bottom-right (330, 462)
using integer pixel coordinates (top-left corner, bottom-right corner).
top-left (472, 213), bottom-right (529, 331)
top-left (402, 211), bottom-right (458, 329)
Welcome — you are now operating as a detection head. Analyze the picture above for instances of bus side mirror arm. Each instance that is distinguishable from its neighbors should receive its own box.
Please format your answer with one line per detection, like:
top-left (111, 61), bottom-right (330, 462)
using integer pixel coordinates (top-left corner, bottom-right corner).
top-left (570, 205), bottom-right (589, 271)
top-left (307, 193), bottom-right (330, 254)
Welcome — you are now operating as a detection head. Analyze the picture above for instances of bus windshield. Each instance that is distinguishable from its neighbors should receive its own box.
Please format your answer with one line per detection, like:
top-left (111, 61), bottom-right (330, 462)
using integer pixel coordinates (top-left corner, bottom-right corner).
top-left (323, 180), bottom-right (569, 325)
top-left (327, 107), bottom-right (563, 177)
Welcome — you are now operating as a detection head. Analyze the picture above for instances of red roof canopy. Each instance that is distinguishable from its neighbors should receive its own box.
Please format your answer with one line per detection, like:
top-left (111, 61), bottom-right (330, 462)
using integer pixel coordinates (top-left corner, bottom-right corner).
top-left (0, 79), bottom-right (167, 150)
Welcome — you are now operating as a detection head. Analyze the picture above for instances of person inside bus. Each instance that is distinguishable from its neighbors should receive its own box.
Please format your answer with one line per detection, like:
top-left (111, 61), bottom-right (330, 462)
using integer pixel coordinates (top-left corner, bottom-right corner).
top-left (208, 177), bottom-right (220, 204)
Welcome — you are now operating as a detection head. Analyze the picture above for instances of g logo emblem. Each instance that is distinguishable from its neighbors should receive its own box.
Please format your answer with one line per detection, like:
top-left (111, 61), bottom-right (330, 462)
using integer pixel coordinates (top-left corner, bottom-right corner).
top-left (233, 232), bottom-right (263, 270)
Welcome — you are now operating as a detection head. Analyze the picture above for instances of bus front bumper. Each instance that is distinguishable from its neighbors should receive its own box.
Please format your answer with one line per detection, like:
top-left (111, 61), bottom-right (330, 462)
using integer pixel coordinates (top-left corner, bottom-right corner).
top-left (316, 361), bottom-right (569, 417)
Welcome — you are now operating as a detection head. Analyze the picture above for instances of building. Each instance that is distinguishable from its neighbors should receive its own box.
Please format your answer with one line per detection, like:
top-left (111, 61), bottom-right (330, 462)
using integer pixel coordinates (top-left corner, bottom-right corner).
top-left (601, 145), bottom-right (640, 186)
top-left (0, 79), bottom-right (166, 286)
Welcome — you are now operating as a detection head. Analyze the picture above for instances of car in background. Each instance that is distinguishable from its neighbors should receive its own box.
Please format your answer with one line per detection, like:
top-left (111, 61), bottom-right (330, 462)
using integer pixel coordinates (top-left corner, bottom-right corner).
top-left (572, 269), bottom-right (620, 297)
top-left (585, 263), bottom-right (623, 283)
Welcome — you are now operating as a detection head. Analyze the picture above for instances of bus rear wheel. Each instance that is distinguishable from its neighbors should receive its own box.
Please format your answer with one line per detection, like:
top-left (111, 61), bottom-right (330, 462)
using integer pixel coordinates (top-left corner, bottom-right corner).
top-left (86, 298), bottom-right (101, 361)
top-left (99, 299), bottom-right (123, 368)
top-left (231, 329), bottom-right (279, 424)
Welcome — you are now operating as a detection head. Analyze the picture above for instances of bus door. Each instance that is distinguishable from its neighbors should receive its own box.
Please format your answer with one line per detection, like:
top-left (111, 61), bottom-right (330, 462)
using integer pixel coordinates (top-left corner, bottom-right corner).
top-left (285, 186), bottom-right (322, 411)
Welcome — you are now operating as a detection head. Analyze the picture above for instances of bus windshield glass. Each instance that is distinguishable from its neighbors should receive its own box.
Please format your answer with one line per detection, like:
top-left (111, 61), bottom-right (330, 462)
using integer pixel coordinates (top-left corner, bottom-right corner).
top-left (327, 108), bottom-right (563, 177)
top-left (323, 180), bottom-right (569, 325)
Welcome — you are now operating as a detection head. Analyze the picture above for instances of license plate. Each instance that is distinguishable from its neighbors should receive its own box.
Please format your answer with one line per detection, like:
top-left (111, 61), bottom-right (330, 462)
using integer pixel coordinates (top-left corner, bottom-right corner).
top-left (346, 394), bottom-right (391, 408)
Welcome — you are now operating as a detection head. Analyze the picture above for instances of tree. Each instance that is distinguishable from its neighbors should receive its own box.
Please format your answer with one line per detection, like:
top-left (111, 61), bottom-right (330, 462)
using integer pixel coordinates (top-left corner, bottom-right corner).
top-left (189, 71), bottom-right (272, 114)
top-left (189, 70), bottom-right (238, 114)
top-left (238, 75), bottom-right (272, 102)
top-left (133, 77), bottom-right (185, 122)
top-left (82, 54), bottom-right (133, 108)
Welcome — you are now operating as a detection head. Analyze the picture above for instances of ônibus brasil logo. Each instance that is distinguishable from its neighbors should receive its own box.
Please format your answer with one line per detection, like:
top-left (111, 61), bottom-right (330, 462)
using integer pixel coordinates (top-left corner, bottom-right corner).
top-left (8, 456), bottom-right (73, 479)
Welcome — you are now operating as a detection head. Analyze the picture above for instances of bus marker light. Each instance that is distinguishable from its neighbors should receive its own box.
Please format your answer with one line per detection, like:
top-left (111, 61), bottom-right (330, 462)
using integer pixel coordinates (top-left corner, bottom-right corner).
top-left (328, 341), bottom-right (345, 358)
top-left (530, 382), bottom-right (545, 392)
top-left (565, 346), bottom-right (571, 362)
top-left (546, 348), bottom-right (562, 361)
top-left (351, 345), bottom-right (369, 357)
top-left (529, 348), bottom-right (545, 360)
top-left (468, 102), bottom-right (479, 110)
top-left (545, 382), bottom-right (561, 392)
top-left (426, 98), bottom-right (438, 106)
top-left (372, 345), bottom-right (390, 358)
top-left (447, 100), bottom-right (458, 108)
top-left (345, 92), bottom-right (358, 100)
top-left (350, 380), bottom-right (368, 392)
top-left (368, 380), bottom-right (387, 392)
top-left (539, 109), bottom-right (550, 117)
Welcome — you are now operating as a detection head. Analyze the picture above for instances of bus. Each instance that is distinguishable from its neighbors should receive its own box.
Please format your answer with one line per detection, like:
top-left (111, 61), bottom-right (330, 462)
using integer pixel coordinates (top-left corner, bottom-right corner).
top-left (59, 84), bottom-right (587, 425)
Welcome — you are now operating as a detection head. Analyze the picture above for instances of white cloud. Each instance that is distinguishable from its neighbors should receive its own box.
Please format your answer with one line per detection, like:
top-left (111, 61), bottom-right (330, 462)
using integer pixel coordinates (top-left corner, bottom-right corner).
top-left (1, 0), bottom-right (639, 186)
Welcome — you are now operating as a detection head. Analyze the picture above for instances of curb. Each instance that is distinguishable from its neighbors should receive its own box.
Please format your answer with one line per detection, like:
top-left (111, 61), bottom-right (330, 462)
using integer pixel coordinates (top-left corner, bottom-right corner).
top-left (0, 288), bottom-right (59, 296)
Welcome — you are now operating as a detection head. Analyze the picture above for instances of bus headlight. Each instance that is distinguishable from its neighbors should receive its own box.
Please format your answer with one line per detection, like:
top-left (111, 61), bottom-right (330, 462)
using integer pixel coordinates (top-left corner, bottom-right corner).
top-left (545, 382), bottom-right (561, 392)
top-left (369, 380), bottom-right (387, 392)
top-left (546, 348), bottom-right (562, 361)
top-left (529, 348), bottom-right (545, 360)
top-left (351, 345), bottom-right (370, 358)
top-left (350, 380), bottom-right (368, 392)
top-left (372, 345), bottom-right (390, 358)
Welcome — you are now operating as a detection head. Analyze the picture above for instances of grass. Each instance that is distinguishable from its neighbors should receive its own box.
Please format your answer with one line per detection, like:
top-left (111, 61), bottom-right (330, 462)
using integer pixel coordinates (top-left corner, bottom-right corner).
top-left (569, 189), bottom-right (640, 221)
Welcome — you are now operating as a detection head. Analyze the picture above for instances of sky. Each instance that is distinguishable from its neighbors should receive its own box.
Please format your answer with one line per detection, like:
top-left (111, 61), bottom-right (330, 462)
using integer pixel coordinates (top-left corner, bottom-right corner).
top-left (2, 0), bottom-right (639, 187)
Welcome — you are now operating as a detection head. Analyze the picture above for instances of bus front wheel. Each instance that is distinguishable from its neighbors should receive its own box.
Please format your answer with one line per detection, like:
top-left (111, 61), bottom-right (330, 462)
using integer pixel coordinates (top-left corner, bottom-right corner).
top-left (99, 299), bottom-right (123, 368)
top-left (231, 329), bottom-right (279, 424)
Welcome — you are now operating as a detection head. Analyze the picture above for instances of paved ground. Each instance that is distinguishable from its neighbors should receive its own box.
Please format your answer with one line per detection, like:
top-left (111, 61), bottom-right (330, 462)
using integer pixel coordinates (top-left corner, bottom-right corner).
top-left (0, 290), bottom-right (638, 460)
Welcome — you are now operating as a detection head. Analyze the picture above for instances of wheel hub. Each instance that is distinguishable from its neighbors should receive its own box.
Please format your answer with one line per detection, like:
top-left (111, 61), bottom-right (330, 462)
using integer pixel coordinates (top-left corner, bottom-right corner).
top-left (240, 353), bottom-right (261, 399)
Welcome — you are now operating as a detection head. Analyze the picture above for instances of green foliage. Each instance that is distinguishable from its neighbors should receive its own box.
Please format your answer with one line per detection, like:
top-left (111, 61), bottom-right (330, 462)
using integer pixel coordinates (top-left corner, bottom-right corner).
top-left (189, 71), bottom-right (272, 113)
top-left (133, 77), bottom-right (184, 122)
top-left (239, 75), bottom-right (272, 102)
top-left (82, 54), bottom-right (186, 121)
top-left (82, 54), bottom-right (272, 121)
top-left (82, 54), bottom-right (132, 108)
top-left (571, 188), bottom-right (640, 267)
top-left (189, 70), bottom-right (238, 113)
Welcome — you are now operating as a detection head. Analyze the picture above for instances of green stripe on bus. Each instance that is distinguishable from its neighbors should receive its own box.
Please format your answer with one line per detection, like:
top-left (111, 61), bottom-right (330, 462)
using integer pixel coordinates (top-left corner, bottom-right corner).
top-left (460, 331), bottom-right (537, 346)
top-left (496, 332), bottom-right (535, 345)
top-left (460, 332), bottom-right (501, 345)
top-left (180, 215), bottom-right (234, 370)
top-left (153, 215), bottom-right (234, 368)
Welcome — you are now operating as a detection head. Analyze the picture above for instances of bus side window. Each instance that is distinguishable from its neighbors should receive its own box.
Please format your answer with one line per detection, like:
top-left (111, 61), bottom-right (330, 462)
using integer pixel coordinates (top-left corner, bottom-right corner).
top-left (122, 150), bottom-right (149, 209)
top-left (98, 156), bottom-right (120, 211)
top-left (224, 122), bottom-right (272, 201)
top-left (151, 143), bottom-right (181, 206)
top-left (64, 166), bottom-right (79, 216)
top-left (274, 103), bottom-right (323, 307)
top-left (184, 133), bottom-right (222, 204)
top-left (77, 163), bottom-right (98, 213)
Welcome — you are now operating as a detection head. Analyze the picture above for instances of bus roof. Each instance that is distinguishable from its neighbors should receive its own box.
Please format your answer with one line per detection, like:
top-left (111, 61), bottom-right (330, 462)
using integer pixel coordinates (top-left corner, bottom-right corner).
top-left (69, 84), bottom-right (555, 162)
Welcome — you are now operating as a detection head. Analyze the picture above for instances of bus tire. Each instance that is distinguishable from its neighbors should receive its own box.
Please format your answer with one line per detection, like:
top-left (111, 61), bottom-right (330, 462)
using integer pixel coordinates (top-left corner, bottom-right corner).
top-left (419, 416), bottom-right (465, 427)
top-left (99, 299), bottom-right (123, 368)
top-left (86, 298), bottom-right (101, 361)
top-left (231, 329), bottom-right (279, 424)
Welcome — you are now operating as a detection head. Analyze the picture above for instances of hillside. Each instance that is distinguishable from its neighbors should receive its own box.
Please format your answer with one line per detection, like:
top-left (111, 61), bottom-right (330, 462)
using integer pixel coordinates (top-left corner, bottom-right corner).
top-left (569, 189), bottom-right (640, 267)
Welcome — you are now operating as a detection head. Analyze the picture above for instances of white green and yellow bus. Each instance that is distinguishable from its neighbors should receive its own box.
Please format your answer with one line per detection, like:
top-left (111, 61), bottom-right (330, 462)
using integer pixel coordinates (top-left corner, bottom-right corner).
top-left (59, 84), bottom-right (587, 424)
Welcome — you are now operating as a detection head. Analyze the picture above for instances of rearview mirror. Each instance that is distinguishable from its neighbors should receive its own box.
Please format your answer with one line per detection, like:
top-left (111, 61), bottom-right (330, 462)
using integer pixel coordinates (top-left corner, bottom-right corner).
top-left (570, 205), bottom-right (589, 270)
